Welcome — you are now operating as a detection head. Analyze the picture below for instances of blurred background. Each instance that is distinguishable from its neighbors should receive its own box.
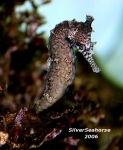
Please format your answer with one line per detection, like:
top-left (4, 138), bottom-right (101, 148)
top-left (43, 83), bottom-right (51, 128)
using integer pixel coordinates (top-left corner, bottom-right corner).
top-left (0, 0), bottom-right (123, 149)
top-left (16, 0), bottom-right (123, 88)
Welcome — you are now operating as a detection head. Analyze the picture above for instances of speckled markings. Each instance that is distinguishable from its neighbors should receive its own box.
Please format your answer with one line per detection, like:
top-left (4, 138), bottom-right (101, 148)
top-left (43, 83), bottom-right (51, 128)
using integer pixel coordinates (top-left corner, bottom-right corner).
top-left (34, 16), bottom-right (100, 113)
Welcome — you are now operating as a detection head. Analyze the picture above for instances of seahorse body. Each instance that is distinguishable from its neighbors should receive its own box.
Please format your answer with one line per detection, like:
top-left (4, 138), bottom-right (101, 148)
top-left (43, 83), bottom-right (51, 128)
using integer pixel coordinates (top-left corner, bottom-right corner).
top-left (34, 16), bottom-right (100, 113)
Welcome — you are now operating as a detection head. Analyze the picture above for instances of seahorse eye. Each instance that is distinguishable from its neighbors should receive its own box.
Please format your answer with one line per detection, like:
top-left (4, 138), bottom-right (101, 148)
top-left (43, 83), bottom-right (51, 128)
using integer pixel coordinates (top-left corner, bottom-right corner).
top-left (75, 43), bottom-right (84, 51)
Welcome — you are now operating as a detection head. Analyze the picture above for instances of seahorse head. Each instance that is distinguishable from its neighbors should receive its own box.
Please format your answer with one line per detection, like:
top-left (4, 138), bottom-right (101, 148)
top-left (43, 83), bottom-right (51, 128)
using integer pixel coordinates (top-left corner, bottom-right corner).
top-left (75, 16), bottom-right (93, 48)
top-left (68, 16), bottom-right (100, 73)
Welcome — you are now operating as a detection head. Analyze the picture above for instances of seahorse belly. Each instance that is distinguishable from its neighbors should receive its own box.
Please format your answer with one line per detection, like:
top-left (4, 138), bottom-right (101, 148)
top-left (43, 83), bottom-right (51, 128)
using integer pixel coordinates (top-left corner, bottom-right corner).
top-left (34, 21), bottom-right (76, 113)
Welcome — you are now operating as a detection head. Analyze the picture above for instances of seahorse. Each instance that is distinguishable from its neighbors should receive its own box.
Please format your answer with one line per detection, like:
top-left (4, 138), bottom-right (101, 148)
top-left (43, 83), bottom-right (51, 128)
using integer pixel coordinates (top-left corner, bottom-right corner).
top-left (34, 15), bottom-right (100, 114)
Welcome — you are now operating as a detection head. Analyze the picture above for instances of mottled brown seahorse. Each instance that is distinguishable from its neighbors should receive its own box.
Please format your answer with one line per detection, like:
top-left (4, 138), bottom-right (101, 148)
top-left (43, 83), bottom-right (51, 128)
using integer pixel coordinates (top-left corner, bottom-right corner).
top-left (34, 15), bottom-right (100, 114)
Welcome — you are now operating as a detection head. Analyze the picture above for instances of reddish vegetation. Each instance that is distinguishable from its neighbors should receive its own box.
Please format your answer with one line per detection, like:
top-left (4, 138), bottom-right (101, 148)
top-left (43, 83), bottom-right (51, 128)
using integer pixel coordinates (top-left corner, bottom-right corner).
top-left (0, 0), bottom-right (123, 149)
top-left (11, 107), bottom-right (28, 142)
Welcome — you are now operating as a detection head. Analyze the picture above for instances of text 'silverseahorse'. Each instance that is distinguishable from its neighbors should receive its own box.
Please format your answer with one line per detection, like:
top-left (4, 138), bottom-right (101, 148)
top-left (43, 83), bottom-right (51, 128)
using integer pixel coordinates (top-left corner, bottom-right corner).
top-left (34, 16), bottom-right (100, 113)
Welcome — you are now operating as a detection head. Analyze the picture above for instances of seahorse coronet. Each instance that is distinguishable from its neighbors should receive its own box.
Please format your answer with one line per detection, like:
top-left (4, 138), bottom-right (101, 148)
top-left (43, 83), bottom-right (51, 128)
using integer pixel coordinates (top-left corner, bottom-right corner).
top-left (34, 16), bottom-right (100, 113)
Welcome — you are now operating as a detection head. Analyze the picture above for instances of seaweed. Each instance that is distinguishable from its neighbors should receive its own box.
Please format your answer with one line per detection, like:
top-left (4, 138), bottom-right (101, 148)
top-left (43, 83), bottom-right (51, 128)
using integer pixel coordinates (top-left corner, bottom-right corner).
top-left (0, 0), bottom-right (123, 149)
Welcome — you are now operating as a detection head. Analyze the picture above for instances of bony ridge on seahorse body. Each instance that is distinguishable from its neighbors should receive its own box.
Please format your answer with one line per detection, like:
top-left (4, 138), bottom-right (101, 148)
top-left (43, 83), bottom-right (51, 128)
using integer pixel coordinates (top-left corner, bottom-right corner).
top-left (34, 15), bottom-right (100, 114)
